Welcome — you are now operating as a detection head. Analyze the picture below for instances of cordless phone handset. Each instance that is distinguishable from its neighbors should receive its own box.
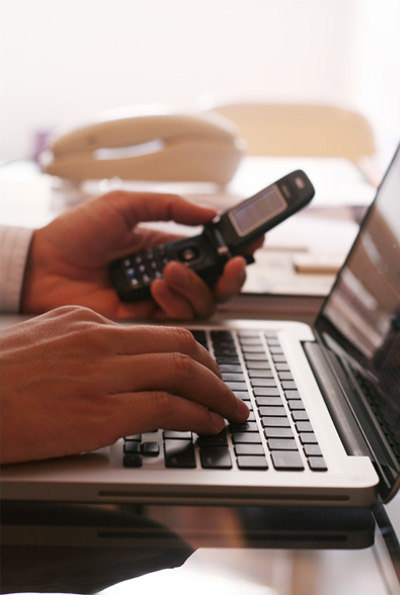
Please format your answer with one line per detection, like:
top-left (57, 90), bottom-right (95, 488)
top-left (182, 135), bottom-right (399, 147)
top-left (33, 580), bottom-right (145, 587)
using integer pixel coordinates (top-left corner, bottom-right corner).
top-left (110, 170), bottom-right (315, 302)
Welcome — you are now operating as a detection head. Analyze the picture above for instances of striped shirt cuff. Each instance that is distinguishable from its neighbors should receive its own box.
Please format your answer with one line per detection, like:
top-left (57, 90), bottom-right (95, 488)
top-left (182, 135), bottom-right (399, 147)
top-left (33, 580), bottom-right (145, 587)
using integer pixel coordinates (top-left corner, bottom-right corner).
top-left (0, 226), bottom-right (34, 313)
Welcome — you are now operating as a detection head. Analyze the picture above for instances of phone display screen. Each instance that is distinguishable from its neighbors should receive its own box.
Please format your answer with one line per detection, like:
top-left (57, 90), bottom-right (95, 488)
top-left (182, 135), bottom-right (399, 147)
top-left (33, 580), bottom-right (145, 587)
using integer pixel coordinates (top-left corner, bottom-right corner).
top-left (229, 186), bottom-right (287, 237)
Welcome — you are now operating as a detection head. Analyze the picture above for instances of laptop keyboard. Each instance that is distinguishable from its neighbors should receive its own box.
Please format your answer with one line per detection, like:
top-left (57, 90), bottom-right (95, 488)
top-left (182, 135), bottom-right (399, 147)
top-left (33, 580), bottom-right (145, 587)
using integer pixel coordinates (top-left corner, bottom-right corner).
top-left (123, 330), bottom-right (327, 473)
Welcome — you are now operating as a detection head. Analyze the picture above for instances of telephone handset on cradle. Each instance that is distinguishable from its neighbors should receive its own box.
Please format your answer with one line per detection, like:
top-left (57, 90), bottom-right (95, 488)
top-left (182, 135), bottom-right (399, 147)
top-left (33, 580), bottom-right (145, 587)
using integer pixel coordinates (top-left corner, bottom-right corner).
top-left (42, 109), bottom-right (245, 185)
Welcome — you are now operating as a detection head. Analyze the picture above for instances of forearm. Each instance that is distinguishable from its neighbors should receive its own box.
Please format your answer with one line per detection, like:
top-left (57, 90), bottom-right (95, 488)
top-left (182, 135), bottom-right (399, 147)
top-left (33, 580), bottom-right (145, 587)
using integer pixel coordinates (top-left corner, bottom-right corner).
top-left (0, 226), bottom-right (34, 313)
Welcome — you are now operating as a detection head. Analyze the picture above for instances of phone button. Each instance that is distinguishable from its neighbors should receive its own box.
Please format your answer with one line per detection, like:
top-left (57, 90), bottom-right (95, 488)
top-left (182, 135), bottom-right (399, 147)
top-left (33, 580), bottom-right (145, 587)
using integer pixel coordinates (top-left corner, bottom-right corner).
top-left (177, 246), bottom-right (201, 262)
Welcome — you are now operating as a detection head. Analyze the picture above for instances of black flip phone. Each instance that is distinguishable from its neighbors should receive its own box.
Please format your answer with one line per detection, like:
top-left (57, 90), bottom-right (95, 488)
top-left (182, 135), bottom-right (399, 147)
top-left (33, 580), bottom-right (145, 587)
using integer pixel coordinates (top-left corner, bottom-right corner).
top-left (110, 170), bottom-right (314, 302)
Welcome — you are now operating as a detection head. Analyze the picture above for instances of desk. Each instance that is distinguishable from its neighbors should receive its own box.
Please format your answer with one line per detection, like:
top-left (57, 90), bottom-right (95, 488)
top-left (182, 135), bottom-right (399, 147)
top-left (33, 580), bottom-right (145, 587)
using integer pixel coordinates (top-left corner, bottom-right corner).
top-left (2, 499), bottom-right (400, 594)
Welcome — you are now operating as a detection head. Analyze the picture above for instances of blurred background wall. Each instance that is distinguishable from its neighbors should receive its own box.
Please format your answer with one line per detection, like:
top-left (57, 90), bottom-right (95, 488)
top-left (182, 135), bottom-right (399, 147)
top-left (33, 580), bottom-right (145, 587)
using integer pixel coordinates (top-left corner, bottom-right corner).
top-left (1, 0), bottom-right (399, 166)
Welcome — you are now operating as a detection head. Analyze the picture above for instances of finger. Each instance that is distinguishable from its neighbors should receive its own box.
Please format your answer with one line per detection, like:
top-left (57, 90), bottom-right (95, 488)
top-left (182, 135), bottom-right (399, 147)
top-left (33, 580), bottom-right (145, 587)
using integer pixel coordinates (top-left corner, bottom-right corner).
top-left (99, 190), bottom-right (218, 230)
top-left (213, 256), bottom-right (247, 303)
top-left (112, 390), bottom-right (227, 436)
top-left (110, 227), bottom-right (184, 259)
top-left (97, 324), bottom-right (222, 378)
top-left (150, 279), bottom-right (196, 320)
top-left (159, 261), bottom-right (216, 319)
top-left (103, 352), bottom-right (248, 422)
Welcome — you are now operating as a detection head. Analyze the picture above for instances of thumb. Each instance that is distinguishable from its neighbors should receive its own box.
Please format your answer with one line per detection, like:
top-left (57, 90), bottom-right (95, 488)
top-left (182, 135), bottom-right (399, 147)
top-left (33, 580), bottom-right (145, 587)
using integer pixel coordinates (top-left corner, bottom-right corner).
top-left (98, 190), bottom-right (217, 229)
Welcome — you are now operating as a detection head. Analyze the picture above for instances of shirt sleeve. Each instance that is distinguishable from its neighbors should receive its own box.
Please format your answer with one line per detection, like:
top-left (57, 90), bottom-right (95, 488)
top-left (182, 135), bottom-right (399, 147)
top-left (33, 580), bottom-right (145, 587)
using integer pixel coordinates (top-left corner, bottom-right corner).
top-left (0, 226), bottom-right (34, 313)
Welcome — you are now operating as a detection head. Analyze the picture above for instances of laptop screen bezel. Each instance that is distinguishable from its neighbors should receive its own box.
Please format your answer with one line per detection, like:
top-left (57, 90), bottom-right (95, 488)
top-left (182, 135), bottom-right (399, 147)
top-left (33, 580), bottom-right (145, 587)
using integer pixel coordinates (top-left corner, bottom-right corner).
top-left (313, 143), bottom-right (400, 502)
top-left (314, 143), bottom-right (400, 371)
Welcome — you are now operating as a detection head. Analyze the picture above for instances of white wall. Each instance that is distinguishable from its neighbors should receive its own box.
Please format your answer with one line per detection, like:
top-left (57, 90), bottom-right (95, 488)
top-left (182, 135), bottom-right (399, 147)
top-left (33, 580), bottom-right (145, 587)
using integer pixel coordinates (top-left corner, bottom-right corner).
top-left (0, 0), bottom-right (399, 163)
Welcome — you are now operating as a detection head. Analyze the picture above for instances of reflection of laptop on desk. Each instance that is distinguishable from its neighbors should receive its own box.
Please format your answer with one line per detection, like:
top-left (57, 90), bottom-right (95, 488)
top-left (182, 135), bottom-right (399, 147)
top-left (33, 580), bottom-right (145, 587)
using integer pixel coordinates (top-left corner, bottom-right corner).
top-left (2, 145), bottom-right (400, 508)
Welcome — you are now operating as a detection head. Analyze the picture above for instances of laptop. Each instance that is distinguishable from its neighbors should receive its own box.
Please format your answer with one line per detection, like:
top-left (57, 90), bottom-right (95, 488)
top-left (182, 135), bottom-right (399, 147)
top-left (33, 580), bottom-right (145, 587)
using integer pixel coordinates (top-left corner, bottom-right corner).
top-left (2, 144), bottom-right (400, 508)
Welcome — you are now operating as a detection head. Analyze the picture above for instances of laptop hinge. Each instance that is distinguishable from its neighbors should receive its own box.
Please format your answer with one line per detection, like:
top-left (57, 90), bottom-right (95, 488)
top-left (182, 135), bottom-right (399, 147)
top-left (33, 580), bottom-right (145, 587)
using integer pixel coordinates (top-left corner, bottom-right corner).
top-left (303, 341), bottom-right (371, 458)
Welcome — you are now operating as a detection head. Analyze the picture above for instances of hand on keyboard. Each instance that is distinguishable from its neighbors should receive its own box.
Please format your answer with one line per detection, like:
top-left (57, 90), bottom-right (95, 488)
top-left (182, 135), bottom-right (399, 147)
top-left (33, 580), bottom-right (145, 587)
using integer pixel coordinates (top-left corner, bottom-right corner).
top-left (1, 306), bottom-right (249, 464)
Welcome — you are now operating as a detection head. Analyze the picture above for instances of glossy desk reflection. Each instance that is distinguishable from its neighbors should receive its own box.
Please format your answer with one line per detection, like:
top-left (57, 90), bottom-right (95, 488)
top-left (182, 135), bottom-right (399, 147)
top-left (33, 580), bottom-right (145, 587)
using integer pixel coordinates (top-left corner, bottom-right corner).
top-left (2, 501), bottom-right (399, 595)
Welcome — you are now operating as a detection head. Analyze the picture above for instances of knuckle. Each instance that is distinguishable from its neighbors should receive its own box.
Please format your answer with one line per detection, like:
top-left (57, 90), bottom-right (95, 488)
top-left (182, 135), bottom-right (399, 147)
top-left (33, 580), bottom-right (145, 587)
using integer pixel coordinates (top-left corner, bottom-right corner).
top-left (61, 305), bottom-right (105, 323)
top-left (172, 351), bottom-right (194, 377)
top-left (65, 310), bottom-right (115, 352)
top-left (172, 327), bottom-right (197, 351)
top-left (53, 304), bottom-right (87, 318)
top-left (103, 189), bottom-right (127, 202)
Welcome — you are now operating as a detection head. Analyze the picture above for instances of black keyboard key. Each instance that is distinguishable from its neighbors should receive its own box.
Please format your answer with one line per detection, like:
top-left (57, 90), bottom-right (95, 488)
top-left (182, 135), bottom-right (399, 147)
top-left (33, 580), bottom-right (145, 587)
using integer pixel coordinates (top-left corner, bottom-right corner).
top-left (253, 387), bottom-right (281, 397)
top-left (275, 363), bottom-right (290, 371)
top-left (261, 417), bottom-right (291, 428)
top-left (308, 457), bottom-right (328, 471)
top-left (190, 330), bottom-right (207, 344)
top-left (221, 373), bottom-right (245, 382)
top-left (163, 430), bottom-right (192, 439)
top-left (234, 444), bottom-right (265, 456)
top-left (232, 390), bottom-right (251, 401)
top-left (291, 410), bottom-right (309, 421)
top-left (258, 406), bottom-right (287, 417)
top-left (218, 364), bottom-right (243, 373)
top-left (264, 427), bottom-right (294, 439)
top-left (239, 331), bottom-right (260, 338)
top-left (287, 400), bottom-right (305, 410)
top-left (232, 432), bottom-right (262, 444)
top-left (212, 330), bottom-right (233, 340)
top-left (237, 456), bottom-right (268, 470)
top-left (247, 361), bottom-right (272, 369)
top-left (248, 369), bottom-right (273, 378)
top-left (164, 439), bottom-right (196, 468)
top-left (216, 356), bottom-right (240, 365)
top-left (200, 446), bottom-right (232, 469)
top-left (229, 421), bottom-right (259, 432)
top-left (272, 354), bottom-right (287, 363)
top-left (303, 444), bottom-right (323, 456)
top-left (282, 381), bottom-right (297, 390)
top-left (239, 337), bottom-right (263, 345)
top-left (255, 396), bottom-right (282, 407)
top-left (212, 336), bottom-right (235, 344)
top-left (241, 345), bottom-right (266, 353)
top-left (214, 348), bottom-right (238, 357)
top-left (123, 453), bottom-right (143, 467)
top-left (285, 390), bottom-right (301, 400)
top-left (268, 438), bottom-right (298, 451)
top-left (225, 382), bottom-right (248, 391)
top-left (244, 354), bottom-right (269, 362)
top-left (198, 432), bottom-right (228, 446)
top-left (124, 441), bottom-right (141, 454)
top-left (251, 378), bottom-right (278, 387)
top-left (278, 372), bottom-right (294, 381)
top-left (141, 441), bottom-right (160, 456)
top-left (271, 451), bottom-right (304, 470)
top-left (299, 432), bottom-right (318, 444)
top-left (269, 346), bottom-right (284, 354)
top-left (296, 421), bottom-right (313, 432)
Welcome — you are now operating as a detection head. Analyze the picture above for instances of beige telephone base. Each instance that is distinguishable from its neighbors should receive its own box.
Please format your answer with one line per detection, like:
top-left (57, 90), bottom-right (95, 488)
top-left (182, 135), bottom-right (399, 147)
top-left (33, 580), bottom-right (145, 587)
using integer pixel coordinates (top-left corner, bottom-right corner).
top-left (42, 110), bottom-right (246, 186)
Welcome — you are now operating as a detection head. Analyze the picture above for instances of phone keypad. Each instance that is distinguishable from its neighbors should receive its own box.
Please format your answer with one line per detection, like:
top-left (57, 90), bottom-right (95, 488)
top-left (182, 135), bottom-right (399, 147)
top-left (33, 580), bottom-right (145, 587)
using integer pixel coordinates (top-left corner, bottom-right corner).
top-left (123, 246), bottom-right (170, 288)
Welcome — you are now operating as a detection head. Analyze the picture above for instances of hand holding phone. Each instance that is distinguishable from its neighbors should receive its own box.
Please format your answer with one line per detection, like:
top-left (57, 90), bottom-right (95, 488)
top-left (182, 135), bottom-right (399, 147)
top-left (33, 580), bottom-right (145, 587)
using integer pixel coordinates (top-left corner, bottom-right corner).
top-left (110, 170), bottom-right (315, 302)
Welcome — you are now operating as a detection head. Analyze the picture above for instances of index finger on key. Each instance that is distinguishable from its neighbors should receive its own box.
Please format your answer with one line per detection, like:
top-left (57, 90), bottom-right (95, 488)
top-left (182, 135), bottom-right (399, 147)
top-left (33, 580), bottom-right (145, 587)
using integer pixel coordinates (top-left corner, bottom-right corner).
top-left (102, 324), bottom-right (222, 378)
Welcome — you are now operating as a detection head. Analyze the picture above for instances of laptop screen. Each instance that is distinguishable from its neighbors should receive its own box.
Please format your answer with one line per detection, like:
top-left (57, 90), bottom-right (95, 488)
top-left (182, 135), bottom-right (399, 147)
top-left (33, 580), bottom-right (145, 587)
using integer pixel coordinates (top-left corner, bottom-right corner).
top-left (315, 145), bottom-right (400, 434)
